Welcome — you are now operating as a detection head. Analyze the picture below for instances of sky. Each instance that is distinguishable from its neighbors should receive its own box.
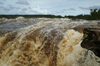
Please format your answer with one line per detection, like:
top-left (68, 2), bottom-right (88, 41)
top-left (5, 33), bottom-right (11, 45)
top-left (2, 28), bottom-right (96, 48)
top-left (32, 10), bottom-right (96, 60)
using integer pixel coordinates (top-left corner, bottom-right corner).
top-left (0, 0), bottom-right (100, 16)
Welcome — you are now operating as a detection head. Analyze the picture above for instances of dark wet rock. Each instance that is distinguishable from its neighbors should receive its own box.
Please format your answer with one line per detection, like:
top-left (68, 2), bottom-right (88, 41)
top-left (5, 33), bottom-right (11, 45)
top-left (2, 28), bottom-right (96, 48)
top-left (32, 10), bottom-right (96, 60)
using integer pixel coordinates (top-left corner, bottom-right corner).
top-left (73, 24), bottom-right (100, 58)
top-left (81, 28), bottom-right (100, 58)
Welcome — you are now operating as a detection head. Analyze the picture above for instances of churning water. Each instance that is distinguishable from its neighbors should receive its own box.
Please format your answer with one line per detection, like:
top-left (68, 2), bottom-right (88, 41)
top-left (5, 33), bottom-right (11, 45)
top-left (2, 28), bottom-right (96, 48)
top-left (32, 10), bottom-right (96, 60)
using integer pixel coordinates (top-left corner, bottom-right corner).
top-left (0, 17), bottom-right (100, 66)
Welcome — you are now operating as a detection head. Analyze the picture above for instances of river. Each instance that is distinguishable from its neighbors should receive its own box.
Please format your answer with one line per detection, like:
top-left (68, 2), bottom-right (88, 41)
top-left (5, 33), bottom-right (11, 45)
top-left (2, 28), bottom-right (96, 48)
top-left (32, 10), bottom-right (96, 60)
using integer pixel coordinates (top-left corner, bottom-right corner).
top-left (0, 17), bottom-right (100, 66)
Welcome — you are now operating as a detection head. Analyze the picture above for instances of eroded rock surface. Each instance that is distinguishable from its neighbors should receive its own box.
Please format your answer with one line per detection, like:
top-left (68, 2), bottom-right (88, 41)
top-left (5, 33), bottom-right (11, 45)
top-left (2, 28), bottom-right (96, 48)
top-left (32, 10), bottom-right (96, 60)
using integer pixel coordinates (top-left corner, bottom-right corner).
top-left (81, 28), bottom-right (100, 58)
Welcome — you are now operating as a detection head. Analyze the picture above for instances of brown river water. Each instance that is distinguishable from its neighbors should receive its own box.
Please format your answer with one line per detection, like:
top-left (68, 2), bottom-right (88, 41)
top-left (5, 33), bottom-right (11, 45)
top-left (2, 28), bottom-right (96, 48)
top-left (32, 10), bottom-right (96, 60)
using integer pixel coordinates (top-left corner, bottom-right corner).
top-left (0, 17), bottom-right (100, 66)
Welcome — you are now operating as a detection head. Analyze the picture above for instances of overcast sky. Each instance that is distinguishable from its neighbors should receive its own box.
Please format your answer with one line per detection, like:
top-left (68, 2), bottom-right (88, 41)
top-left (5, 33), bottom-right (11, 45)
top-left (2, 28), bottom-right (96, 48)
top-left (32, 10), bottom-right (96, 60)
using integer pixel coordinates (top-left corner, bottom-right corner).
top-left (0, 0), bottom-right (100, 16)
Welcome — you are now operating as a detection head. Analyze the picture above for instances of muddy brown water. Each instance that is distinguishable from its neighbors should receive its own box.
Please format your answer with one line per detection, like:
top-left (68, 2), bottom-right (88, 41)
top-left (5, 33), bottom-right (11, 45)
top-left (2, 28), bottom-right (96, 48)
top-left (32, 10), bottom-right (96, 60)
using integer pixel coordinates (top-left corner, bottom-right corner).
top-left (0, 17), bottom-right (100, 66)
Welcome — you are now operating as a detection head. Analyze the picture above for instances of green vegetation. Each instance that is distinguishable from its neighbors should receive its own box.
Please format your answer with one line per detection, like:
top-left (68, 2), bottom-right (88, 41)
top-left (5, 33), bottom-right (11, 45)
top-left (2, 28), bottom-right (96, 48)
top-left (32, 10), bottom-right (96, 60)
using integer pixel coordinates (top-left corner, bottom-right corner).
top-left (67, 9), bottom-right (100, 20)
top-left (0, 9), bottom-right (100, 20)
top-left (0, 15), bottom-right (63, 19)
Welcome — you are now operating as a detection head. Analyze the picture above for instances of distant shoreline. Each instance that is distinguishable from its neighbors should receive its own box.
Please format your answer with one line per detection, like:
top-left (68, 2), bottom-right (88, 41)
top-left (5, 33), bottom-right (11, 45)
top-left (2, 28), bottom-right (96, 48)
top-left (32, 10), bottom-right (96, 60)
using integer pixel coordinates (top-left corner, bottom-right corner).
top-left (0, 15), bottom-right (63, 19)
top-left (0, 8), bottom-right (100, 20)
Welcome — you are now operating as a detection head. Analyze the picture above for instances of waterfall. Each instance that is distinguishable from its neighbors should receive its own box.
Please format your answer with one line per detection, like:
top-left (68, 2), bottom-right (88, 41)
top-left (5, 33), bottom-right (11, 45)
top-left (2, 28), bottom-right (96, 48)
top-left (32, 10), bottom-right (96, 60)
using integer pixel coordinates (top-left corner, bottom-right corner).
top-left (0, 18), bottom-right (100, 66)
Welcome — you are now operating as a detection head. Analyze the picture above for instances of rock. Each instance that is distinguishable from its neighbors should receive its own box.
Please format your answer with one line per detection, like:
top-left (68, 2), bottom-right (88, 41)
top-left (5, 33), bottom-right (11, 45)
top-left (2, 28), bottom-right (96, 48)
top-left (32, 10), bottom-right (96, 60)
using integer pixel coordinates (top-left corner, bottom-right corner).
top-left (81, 28), bottom-right (100, 58)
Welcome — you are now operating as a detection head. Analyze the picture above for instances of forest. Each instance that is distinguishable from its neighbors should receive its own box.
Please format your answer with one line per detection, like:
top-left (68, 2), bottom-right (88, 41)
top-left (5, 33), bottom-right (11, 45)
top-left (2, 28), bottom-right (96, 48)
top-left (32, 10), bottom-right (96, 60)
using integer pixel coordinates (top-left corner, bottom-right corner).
top-left (0, 9), bottom-right (100, 20)
top-left (66, 9), bottom-right (100, 20)
top-left (0, 15), bottom-right (62, 19)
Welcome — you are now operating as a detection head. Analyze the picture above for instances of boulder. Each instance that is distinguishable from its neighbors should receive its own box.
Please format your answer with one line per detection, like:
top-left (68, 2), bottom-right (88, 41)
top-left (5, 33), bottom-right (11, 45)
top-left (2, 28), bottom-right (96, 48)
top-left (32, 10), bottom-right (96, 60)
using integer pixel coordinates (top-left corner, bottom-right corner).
top-left (81, 28), bottom-right (100, 58)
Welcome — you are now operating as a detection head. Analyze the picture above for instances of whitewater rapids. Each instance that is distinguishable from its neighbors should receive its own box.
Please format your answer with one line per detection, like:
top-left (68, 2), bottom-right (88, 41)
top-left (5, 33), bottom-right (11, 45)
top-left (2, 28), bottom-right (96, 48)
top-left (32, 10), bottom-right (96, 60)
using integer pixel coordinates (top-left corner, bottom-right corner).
top-left (0, 17), bottom-right (100, 66)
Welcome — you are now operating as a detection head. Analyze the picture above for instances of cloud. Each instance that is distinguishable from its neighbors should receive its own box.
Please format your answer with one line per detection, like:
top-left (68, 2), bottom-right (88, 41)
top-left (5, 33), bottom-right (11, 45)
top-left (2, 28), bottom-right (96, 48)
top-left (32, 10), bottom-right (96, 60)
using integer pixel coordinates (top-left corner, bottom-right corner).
top-left (6, 5), bottom-right (20, 10)
top-left (61, 8), bottom-right (76, 13)
top-left (0, 6), bottom-right (10, 11)
top-left (79, 5), bottom-right (100, 10)
top-left (79, 7), bottom-right (89, 10)
top-left (0, 5), bottom-right (52, 15)
top-left (1, 0), bottom-right (6, 2)
top-left (89, 5), bottom-right (100, 9)
top-left (68, 8), bottom-right (75, 10)
top-left (16, 0), bottom-right (29, 5)
top-left (0, 5), bottom-right (22, 14)
top-left (0, 6), bottom-right (11, 14)
top-left (0, 0), bottom-right (6, 5)
top-left (27, 6), bottom-right (52, 14)
top-left (0, 2), bottom-right (4, 5)
top-left (22, 8), bottom-right (28, 11)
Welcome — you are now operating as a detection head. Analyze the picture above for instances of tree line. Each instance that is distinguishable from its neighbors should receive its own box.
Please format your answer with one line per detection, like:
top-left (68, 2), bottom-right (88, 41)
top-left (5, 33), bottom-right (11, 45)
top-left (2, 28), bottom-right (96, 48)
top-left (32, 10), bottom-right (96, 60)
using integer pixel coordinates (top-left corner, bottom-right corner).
top-left (66, 9), bottom-right (100, 20)
top-left (0, 14), bottom-right (62, 19)
top-left (0, 9), bottom-right (100, 20)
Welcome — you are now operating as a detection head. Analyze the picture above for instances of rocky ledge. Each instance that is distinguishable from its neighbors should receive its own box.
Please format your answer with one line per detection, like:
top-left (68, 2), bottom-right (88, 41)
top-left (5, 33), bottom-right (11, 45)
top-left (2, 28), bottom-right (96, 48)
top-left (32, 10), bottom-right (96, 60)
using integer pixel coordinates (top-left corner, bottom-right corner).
top-left (74, 24), bottom-right (100, 58)
top-left (81, 28), bottom-right (100, 58)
